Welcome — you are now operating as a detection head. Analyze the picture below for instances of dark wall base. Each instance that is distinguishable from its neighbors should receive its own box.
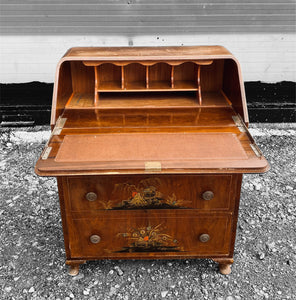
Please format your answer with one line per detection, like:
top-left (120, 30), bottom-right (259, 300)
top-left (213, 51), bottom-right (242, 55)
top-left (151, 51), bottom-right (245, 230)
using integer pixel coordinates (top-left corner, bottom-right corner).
top-left (0, 81), bottom-right (295, 126)
top-left (245, 81), bottom-right (296, 122)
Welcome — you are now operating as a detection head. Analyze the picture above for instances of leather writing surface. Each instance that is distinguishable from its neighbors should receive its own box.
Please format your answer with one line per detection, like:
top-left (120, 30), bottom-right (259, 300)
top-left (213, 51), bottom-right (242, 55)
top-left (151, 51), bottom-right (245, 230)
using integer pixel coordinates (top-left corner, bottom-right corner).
top-left (55, 132), bottom-right (247, 163)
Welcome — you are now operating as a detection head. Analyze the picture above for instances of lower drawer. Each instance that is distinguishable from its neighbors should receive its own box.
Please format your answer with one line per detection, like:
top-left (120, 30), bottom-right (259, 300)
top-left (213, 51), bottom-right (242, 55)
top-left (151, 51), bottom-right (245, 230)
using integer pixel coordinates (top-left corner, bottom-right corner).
top-left (68, 211), bottom-right (232, 258)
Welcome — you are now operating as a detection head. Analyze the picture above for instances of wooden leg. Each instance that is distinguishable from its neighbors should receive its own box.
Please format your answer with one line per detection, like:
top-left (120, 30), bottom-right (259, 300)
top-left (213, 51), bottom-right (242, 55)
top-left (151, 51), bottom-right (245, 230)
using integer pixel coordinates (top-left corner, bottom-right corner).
top-left (66, 260), bottom-right (86, 276)
top-left (219, 263), bottom-right (232, 275)
top-left (68, 264), bottom-right (80, 276)
top-left (212, 258), bottom-right (234, 275)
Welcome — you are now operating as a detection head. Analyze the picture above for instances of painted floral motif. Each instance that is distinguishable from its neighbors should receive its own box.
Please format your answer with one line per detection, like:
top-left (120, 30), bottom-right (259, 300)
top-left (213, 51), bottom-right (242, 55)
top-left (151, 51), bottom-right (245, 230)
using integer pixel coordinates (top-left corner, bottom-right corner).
top-left (117, 224), bottom-right (181, 253)
top-left (111, 178), bottom-right (189, 209)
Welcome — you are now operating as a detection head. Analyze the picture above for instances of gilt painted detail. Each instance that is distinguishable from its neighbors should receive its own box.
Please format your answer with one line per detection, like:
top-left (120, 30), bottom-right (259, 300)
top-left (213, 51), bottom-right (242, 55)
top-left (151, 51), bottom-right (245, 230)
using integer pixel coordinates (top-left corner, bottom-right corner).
top-left (109, 178), bottom-right (190, 210)
top-left (116, 224), bottom-right (182, 253)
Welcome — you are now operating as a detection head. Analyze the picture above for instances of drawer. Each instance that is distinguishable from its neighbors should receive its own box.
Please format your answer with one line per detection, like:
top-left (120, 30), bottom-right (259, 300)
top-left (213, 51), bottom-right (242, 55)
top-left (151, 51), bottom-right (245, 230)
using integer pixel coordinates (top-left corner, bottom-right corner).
top-left (66, 175), bottom-right (233, 211)
top-left (68, 211), bottom-right (232, 258)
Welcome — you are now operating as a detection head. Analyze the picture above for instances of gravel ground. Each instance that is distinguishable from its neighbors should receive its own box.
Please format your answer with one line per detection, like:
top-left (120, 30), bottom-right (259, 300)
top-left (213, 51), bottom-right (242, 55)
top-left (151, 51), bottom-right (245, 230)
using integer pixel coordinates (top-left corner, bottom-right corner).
top-left (0, 123), bottom-right (295, 300)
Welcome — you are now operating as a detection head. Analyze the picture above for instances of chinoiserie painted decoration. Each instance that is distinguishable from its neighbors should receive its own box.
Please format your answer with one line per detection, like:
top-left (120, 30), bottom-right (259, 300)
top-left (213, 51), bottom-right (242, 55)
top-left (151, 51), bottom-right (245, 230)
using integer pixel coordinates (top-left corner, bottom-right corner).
top-left (110, 178), bottom-right (189, 210)
top-left (117, 224), bottom-right (182, 253)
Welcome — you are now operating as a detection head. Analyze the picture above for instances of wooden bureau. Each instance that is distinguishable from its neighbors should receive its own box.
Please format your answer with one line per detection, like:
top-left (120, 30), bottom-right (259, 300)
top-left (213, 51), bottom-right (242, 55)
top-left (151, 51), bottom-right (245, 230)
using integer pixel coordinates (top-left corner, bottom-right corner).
top-left (35, 46), bottom-right (269, 275)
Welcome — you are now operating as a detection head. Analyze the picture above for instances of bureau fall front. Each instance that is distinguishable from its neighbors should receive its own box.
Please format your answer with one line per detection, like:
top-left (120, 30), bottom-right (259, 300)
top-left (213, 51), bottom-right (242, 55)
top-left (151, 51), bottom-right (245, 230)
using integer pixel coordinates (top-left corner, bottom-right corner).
top-left (35, 46), bottom-right (269, 275)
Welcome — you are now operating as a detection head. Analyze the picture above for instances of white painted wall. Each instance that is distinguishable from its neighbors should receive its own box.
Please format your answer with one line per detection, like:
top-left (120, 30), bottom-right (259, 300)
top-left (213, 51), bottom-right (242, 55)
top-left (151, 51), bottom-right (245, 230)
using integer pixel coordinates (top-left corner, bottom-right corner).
top-left (0, 33), bottom-right (295, 83)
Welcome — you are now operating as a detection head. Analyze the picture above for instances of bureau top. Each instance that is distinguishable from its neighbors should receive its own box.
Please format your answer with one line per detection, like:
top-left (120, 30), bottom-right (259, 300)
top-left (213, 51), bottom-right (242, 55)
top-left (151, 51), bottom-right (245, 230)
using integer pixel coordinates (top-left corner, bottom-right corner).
top-left (62, 46), bottom-right (234, 62)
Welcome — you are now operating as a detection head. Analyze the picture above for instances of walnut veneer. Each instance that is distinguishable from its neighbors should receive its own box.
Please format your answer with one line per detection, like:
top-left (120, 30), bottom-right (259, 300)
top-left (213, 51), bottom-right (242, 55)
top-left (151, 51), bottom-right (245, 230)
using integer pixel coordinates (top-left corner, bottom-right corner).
top-left (35, 46), bottom-right (269, 276)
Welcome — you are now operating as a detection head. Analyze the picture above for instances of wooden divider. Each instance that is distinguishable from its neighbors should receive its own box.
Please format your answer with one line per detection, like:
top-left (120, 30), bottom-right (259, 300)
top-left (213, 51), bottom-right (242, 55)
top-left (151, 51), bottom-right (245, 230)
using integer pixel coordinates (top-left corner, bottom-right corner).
top-left (85, 61), bottom-right (215, 107)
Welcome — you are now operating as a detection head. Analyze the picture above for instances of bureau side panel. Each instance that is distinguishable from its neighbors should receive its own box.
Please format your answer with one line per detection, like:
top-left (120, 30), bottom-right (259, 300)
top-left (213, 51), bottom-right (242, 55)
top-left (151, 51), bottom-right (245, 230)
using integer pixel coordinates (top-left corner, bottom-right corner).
top-left (56, 177), bottom-right (71, 259)
top-left (229, 174), bottom-right (243, 257)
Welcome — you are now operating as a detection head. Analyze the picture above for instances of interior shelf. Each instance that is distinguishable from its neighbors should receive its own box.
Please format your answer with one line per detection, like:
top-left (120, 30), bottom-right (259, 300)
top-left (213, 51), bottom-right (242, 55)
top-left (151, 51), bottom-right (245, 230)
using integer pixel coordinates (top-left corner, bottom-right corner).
top-left (90, 61), bottom-right (205, 103)
top-left (97, 81), bottom-right (197, 92)
top-left (97, 81), bottom-right (122, 91)
top-left (66, 91), bottom-right (231, 110)
top-left (173, 80), bottom-right (198, 90)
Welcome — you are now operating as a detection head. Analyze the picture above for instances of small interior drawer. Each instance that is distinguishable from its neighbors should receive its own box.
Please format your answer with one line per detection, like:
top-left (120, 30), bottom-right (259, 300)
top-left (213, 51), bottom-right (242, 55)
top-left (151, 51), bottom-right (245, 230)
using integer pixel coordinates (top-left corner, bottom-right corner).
top-left (66, 175), bottom-right (233, 212)
top-left (68, 211), bottom-right (232, 258)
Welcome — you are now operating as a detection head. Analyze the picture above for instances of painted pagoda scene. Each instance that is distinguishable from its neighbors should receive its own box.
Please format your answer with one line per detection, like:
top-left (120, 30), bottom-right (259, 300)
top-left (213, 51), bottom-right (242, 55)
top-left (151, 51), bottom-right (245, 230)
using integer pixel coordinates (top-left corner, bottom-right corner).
top-left (110, 178), bottom-right (190, 210)
top-left (116, 224), bottom-right (182, 253)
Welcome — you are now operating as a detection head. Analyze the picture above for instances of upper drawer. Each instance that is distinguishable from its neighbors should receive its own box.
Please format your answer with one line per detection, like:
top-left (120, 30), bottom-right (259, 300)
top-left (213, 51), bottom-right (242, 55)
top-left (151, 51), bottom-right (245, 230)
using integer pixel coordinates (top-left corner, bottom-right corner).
top-left (65, 175), bottom-right (233, 211)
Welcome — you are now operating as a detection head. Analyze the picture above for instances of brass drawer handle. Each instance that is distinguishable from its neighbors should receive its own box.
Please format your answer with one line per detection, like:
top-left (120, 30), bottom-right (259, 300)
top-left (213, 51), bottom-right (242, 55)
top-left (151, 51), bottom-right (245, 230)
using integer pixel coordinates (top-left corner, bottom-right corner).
top-left (90, 235), bottom-right (101, 244)
top-left (202, 191), bottom-right (214, 201)
top-left (199, 234), bottom-right (210, 243)
top-left (85, 192), bottom-right (97, 201)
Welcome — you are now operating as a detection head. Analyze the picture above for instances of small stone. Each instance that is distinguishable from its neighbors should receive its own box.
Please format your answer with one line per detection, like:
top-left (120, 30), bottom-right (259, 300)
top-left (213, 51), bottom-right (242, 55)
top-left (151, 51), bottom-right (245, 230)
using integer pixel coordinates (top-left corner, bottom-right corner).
top-left (109, 286), bottom-right (117, 296)
top-left (266, 241), bottom-right (276, 251)
top-left (114, 266), bottom-right (124, 276)
top-left (170, 285), bottom-right (176, 289)
top-left (65, 297), bottom-right (70, 300)
top-left (14, 277), bottom-right (20, 281)
top-left (253, 182), bottom-right (263, 190)
top-left (161, 291), bottom-right (169, 298)
top-left (226, 296), bottom-right (235, 300)
top-left (83, 289), bottom-right (90, 295)
top-left (28, 287), bottom-right (35, 293)
top-left (258, 252), bottom-right (265, 260)
top-left (5, 287), bottom-right (12, 292)
top-left (109, 270), bottom-right (114, 275)
top-left (69, 293), bottom-right (74, 298)
top-left (72, 273), bottom-right (84, 280)
top-left (248, 219), bottom-right (255, 225)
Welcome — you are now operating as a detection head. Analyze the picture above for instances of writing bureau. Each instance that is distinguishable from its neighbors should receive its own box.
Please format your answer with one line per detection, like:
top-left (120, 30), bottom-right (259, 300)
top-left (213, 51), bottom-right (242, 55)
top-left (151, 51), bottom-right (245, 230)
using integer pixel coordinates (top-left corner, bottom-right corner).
top-left (35, 46), bottom-right (269, 276)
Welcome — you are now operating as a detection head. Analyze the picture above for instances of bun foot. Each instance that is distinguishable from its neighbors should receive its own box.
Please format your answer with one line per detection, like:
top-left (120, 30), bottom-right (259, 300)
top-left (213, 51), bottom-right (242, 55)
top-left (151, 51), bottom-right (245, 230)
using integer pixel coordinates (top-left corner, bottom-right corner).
top-left (66, 260), bottom-right (86, 276)
top-left (68, 264), bottom-right (80, 276)
top-left (219, 263), bottom-right (232, 275)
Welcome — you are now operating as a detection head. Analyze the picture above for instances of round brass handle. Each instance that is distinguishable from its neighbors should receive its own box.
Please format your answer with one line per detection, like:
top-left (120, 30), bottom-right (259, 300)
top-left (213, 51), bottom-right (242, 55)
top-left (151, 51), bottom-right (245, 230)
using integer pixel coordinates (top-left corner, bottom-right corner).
top-left (199, 233), bottom-right (210, 243)
top-left (202, 191), bottom-right (214, 201)
top-left (90, 235), bottom-right (101, 244)
top-left (85, 192), bottom-right (97, 202)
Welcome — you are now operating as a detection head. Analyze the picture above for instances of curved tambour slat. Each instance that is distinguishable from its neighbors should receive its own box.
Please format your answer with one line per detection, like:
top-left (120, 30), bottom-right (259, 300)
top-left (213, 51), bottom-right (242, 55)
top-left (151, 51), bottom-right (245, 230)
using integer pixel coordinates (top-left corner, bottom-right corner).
top-left (83, 60), bottom-right (213, 67)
